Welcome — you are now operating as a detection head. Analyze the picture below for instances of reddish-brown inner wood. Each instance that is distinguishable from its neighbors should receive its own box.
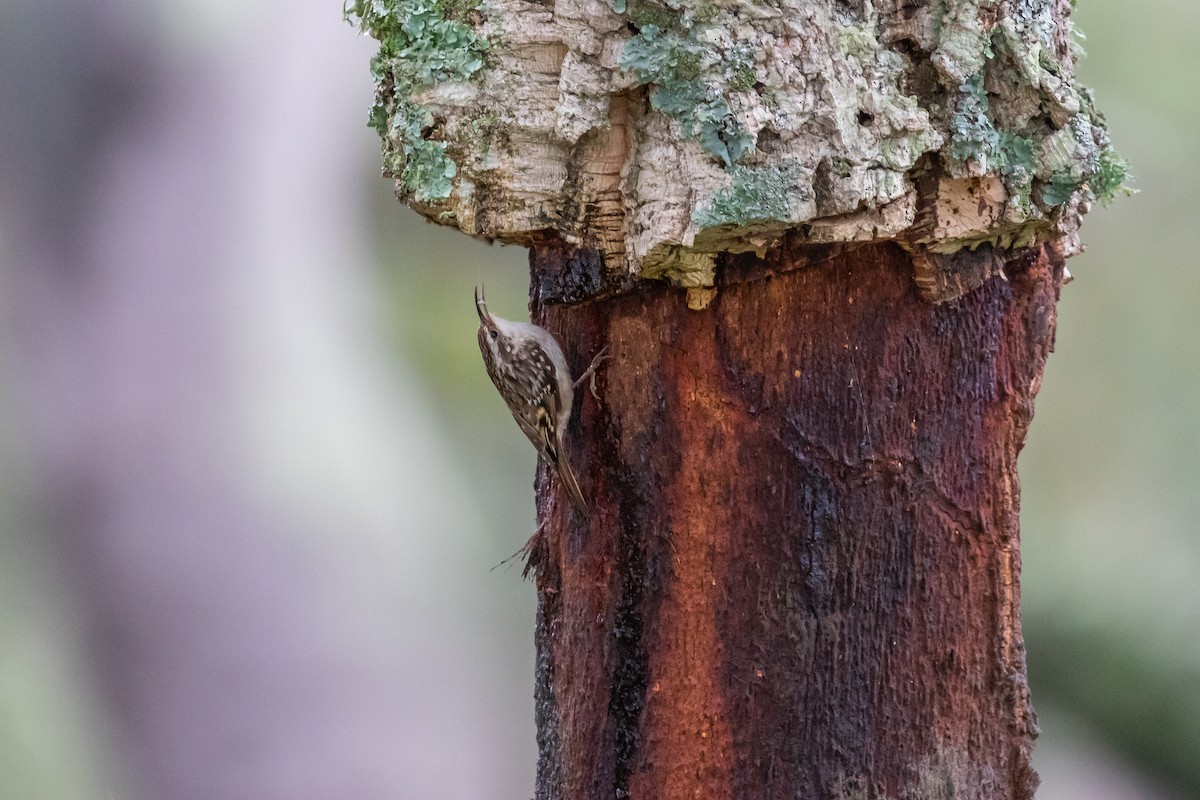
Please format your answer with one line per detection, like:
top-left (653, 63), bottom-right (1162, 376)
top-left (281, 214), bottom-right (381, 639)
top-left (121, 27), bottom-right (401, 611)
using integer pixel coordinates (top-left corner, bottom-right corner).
top-left (528, 241), bottom-right (1059, 800)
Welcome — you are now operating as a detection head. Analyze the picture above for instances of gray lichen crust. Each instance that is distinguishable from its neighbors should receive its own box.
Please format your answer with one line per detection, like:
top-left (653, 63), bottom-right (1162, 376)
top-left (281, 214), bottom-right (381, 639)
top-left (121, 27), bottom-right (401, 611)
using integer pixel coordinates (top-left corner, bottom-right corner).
top-left (348, 0), bottom-right (1128, 293)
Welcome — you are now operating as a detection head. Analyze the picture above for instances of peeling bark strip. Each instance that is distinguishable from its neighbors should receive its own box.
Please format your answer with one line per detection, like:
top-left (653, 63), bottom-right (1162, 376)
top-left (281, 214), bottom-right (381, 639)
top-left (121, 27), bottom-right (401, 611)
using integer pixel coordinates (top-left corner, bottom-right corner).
top-left (529, 242), bottom-right (1059, 800)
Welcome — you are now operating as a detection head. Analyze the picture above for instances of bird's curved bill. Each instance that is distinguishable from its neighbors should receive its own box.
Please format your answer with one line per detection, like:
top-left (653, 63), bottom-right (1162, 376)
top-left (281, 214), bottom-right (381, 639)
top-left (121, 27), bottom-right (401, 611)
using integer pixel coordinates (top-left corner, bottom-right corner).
top-left (474, 285), bottom-right (491, 323)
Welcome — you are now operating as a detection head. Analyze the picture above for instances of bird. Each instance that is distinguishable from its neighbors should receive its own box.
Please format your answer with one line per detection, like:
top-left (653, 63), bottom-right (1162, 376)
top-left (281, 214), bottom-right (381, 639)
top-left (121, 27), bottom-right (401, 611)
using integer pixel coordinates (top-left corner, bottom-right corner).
top-left (475, 286), bottom-right (606, 520)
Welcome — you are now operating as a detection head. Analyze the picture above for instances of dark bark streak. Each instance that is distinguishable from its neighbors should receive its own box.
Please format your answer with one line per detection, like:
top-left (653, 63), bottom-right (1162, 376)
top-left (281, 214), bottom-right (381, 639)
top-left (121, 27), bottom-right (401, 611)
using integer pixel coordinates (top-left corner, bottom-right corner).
top-left (528, 241), bottom-right (1061, 800)
top-left (606, 503), bottom-right (649, 799)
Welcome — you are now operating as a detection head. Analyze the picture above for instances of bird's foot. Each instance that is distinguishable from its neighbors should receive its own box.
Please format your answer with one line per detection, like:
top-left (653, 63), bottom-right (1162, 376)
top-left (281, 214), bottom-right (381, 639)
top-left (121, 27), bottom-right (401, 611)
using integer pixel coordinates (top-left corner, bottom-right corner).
top-left (573, 345), bottom-right (610, 400)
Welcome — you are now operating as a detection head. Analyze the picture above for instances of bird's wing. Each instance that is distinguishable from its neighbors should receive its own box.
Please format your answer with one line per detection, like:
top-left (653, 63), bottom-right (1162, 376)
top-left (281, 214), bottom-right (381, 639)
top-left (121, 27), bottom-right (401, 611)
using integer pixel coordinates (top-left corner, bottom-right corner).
top-left (512, 338), bottom-right (563, 463)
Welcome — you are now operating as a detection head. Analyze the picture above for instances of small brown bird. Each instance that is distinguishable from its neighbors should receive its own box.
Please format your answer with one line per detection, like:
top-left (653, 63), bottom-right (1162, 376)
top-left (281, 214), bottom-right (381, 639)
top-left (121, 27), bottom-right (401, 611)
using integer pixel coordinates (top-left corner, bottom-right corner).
top-left (475, 286), bottom-right (606, 519)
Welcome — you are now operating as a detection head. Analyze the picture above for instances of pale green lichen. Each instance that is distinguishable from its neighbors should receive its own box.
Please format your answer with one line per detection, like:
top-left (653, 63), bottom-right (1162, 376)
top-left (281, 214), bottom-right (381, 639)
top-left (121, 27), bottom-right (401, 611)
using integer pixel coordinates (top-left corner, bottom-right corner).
top-left (1040, 172), bottom-right (1079, 207)
top-left (1040, 145), bottom-right (1132, 208)
top-left (949, 72), bottom-right (1040, 214)
top-left (346, 0), bottom-right (488, 201)
top-left (1045, 120), bottom-right (1093, 202)
top-left (618, 18), bottom-right (755, 167)
top-left (948, 73), bottom-right (1038, 179)
top-left (1091, 144), bottom-right (1134, 205)
top-left (693, 161), bottom-right (813, 228)
top-left (949, 73), bottom-right (1001, 171)
top-left (1035, 107), bottom-right (1133, 207)
top-left (947, 54), bottom-right (1132, 221)
top-left (618, 0), bottom-right (674, 31)
top-left (381, 101), bottom-right (458, 200)
top-left (1009, 0), bottom-right (1057, 50)
top-left (942, 0), bottom-right (1098, 209)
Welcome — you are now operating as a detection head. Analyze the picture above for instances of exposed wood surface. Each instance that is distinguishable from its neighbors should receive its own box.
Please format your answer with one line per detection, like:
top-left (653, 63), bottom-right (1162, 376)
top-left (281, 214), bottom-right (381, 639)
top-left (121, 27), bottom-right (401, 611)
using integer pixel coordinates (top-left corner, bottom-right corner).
top-left (526, 242), bottom-right (1062, 799)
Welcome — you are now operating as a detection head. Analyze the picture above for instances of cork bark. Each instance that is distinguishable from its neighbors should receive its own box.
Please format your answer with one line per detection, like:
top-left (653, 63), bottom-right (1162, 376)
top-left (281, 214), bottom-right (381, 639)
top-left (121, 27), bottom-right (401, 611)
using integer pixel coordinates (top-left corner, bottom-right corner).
top-left (348, 0), bottom-right (1125, 295)
top-left (527, 240), bottom-right (1057, 800)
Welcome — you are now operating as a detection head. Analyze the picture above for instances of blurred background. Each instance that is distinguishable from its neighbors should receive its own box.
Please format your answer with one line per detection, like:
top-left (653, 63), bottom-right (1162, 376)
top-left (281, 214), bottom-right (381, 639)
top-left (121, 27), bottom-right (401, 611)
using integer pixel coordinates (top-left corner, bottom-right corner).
top-left (0, 0), bottom-right (1194, 798)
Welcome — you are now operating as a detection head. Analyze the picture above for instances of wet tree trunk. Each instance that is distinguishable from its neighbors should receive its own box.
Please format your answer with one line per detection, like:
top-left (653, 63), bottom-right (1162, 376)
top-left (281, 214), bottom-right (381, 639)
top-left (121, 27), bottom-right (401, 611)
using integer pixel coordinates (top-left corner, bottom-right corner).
top-left (527, 239), bottom-right (1059, 799)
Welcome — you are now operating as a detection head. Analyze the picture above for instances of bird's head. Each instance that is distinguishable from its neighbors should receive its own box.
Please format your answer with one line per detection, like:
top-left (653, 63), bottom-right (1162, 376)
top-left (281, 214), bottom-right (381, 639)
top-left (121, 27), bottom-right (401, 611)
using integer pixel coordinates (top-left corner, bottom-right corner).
top-left (475, 285), bottom-right (511, 366)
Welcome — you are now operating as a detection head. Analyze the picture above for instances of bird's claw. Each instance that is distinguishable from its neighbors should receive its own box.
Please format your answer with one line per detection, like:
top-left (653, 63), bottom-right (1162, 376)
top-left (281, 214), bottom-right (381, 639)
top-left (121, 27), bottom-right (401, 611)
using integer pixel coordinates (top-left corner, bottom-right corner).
top-left (574, 345), bottom-right (611, 400)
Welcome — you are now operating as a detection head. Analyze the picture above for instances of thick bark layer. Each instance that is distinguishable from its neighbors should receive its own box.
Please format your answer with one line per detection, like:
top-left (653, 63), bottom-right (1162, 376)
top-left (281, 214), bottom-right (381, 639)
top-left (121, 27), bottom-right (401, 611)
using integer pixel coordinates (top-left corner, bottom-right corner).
top-left (527, 242), bottom-right (1060, 800)
top-left (350, 0), bottom-right (1125, 288)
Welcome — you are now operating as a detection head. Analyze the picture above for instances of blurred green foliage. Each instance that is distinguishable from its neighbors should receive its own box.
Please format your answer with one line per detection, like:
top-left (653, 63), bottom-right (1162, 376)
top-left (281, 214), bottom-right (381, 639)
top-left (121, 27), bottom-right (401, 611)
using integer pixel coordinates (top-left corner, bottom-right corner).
top-left (370, 201), bottom-right (538, 545)
top-left (1019, 1), bottom-right (1200, 796)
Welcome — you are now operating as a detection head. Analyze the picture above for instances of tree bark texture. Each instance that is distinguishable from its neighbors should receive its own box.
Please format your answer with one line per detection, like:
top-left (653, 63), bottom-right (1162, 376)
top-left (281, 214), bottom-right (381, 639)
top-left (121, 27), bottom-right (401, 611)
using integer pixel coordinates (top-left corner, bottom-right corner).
top-left (348, 0), bottom-right (1125, 290)
top-left (527, 240), bottom-right (1060, 800)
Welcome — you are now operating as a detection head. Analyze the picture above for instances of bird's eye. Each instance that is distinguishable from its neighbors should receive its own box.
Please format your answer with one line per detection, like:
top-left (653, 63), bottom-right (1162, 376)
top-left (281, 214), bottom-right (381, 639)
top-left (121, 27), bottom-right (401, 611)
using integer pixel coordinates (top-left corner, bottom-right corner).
top-left (490, 330), bottom-right (498, 340)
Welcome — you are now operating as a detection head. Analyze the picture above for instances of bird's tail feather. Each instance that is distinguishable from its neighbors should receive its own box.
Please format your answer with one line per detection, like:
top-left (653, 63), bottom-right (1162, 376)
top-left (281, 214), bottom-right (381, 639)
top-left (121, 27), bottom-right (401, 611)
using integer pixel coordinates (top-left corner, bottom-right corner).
top-left (555, 458), bottom-right (590, 521)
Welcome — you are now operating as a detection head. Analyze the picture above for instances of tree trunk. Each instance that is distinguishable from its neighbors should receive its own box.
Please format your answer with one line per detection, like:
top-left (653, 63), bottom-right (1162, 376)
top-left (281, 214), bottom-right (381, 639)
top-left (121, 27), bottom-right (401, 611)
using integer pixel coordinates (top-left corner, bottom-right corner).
top-left (527, 239), bottom-right (1055, 799)
top-left (348, 0), bottom-right (1125, 796)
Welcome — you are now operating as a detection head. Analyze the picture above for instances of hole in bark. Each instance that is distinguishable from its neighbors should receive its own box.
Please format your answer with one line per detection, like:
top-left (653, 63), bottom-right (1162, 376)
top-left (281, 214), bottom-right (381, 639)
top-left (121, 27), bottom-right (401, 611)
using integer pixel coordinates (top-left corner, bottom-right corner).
top-left (857, 110), bottom-right (874, 127)
top-left (901, 59), bottom-right (945, 110)
top-left (756, 127), bottom-right (782, 155)
top-left (421, 117), bottom-right (446, 141)
top-left (753, 81), bottom-right (767, 96)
